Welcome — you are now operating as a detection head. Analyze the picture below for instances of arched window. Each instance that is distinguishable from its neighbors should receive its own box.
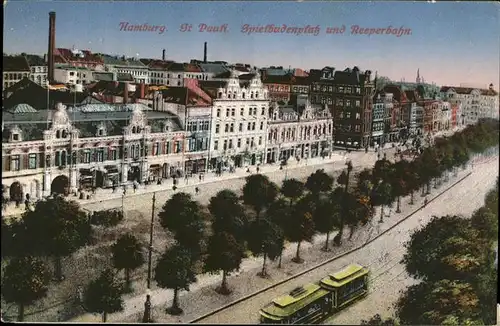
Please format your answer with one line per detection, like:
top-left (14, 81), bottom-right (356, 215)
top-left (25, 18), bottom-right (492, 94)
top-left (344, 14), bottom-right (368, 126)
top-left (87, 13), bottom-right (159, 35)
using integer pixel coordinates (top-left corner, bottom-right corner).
top-left (132, 126), bottom-right (136, 133)
top-left (256, 92), bottom-right (259, 98)
top-left (62, 130), bottom-right (67, 138)
top-left (56, 130), bottom-right (61, 138)
top-left (242, 92), bottom-right (246, 99)
top-left (218, 92), bottom-right (222, 98)
top-left (251, 92), bottom-right (254, 99)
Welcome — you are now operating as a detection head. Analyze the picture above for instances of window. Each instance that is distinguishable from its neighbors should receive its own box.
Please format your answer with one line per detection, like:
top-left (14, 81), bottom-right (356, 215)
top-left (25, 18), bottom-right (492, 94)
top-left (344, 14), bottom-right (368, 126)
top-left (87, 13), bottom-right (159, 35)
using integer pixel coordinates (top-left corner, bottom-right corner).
top-left (346, 112), bottom-right (351, 119)
top-left (223, 140), bottom-right (228, 150)
top-left (230, 123), bottom-right (234, 132)
top-left (28, 153), bottom-right (37, 169)
top-left (110, 149), bottom-right (117, 160)
top-left (260, 121), bottom-right (264, 130)
top-left (83, 150), bottom-right (91, 163)
top-left (355, 125), bottom-right (361, 132)
top-left (355, 100), bottom-right (361, 107)
top-left (252, 122), bottom-right (256, 130)
top-left (216, 108), bottom-right (221, 117)
top-left (356, 113), bottom-right (361, 120)
top-left (237, 138), bottom-right (241, 148)
top-left (226, 108), bottom-right (230, 117)
top-left (97, 149), bottom-right (104, 162)
top-left (228, 139), bottom-right (233, 149)
top-left (11, 155), bottom-right (20, 171)
top-left (231, 108), bottom-right (235, 116)
top-left (258, 136), bottom-right (262, 145)
top-left (355, 87), bottom-right (361, 94)
top-left (214, 140), bottom-right (219, 150)
top-left (251, 137), bottom-right (255, 147)
top-left (225, 124), bottom-right (229, 132)
top-left (240, 108), bottom-right (244, 116)
top-left (261, 107), bottom-right (265, 115)
top-left (253, 108), bottom-right (257, 115)
top-left (239, 123), bottom-right (243, 132)
top-left (215, 124), bottom-right (220, 133)
top-left (346, 100), bottom-right (351, 107)
top-left (247, 122), bottom-right (251, 130)
top-left (153, 142), bottom-right (160, 156)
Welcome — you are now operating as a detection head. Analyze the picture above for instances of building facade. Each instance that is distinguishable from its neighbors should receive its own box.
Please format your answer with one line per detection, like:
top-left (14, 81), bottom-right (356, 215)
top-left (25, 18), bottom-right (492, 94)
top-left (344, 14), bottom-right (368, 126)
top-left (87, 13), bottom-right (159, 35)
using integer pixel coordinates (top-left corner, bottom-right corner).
top-left (440, 84), bottom-right (499, 125)
top-left (2, 103), bottom-right (188, 201)
top-left (3, 56), bottom-right (31, 91)
top-left (266, 98), bottom-right (333, 164)
top-left (54, 67), bottom-right (95, 85)
top-left (102, 55), bottom-right (150, 84)
top-left (25, 55), bottom-right (49, 86)
top-left (202, 70), bottom-right (270, 171)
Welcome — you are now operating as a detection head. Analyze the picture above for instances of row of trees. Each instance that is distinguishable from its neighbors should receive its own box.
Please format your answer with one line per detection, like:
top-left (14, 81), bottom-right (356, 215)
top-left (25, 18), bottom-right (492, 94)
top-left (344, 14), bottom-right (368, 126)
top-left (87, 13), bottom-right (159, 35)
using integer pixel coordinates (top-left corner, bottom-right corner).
top-left (2, 119), bottom-right (497, 321)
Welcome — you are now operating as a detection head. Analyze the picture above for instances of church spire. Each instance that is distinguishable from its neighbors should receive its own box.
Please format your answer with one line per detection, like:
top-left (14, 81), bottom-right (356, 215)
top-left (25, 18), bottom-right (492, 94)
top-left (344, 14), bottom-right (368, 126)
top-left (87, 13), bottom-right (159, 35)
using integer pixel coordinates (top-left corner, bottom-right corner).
top-left (416, 69), bottom-right (420, 83)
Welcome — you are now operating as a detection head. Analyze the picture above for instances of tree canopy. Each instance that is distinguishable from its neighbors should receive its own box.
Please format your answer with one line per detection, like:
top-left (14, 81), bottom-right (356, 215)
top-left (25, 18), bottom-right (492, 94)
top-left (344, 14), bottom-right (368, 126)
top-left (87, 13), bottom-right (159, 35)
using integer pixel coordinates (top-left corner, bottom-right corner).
top-left (305, 169), bottom-right (334, 195)
top-left (242, 174), bottom-right (279, 219)
top-left (111, 233), bottom-right (145, 291)
top-left (83, 269), bottom-right (124, 322)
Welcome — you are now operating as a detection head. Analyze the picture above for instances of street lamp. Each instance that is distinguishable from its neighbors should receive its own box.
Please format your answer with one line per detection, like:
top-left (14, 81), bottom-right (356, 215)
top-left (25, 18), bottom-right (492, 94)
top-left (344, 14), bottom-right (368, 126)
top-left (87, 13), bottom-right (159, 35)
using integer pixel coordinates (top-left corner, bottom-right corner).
top-left (142, 293), bottom-right (152, 323)
top-left (146, 192), bottom-right (157, 290)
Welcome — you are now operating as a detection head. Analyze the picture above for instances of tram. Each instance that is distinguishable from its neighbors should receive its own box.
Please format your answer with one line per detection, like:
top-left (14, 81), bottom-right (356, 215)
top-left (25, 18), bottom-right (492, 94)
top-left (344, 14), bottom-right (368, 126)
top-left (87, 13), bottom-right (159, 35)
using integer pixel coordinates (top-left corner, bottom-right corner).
top-left (259, 264), bottom-right (369, 324)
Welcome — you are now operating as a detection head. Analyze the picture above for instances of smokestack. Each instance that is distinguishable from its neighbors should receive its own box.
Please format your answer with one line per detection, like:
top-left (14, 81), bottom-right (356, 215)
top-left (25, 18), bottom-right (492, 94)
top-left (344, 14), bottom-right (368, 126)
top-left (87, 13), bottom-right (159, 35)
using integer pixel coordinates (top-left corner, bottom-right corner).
top-left (162, 49), bottom-right (166, 61)
top-left (203, 42), bottom-right (207, 63)
top-left (48, 11), bottom-right (56, 84)
top-left (123, 82), bottom-right (129, 104)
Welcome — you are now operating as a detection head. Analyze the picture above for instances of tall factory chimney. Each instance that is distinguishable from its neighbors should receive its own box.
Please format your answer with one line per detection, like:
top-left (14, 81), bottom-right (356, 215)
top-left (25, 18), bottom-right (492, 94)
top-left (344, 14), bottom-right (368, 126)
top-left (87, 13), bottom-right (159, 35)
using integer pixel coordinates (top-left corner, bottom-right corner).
top-left (203, 42), bottom-right (207, 63)
top-left (48, 11), bottom-right (56, 84)
top-left (162, 49), bottom-right (166, 61)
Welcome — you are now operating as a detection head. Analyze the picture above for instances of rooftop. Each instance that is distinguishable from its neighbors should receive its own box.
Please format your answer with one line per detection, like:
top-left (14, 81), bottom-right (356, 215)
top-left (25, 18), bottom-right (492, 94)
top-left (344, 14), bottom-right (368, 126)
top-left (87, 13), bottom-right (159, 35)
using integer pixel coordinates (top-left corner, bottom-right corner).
top-left (3, 56), bottom-right (30, 72)
top-left (24, 54), bottom-right (46, 67)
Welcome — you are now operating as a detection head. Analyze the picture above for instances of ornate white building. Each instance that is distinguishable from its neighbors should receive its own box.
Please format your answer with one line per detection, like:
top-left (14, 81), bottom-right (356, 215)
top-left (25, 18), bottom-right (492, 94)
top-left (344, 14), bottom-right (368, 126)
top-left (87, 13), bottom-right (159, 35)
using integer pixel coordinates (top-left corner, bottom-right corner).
top-left (2, 102), bottom-right (188, 201)
top-left (440, 84), bottom-right (499, 125)
top-left (266, 96), bottom-right (333, 163)
top-left (203, 70), bottom-right (270, 171)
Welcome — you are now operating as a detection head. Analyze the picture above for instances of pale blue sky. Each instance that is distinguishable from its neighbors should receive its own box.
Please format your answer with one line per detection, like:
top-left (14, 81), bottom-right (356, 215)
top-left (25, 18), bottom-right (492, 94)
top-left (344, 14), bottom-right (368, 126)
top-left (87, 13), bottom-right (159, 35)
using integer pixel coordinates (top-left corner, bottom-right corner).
top-left (4, 1), bottom-right (499, 87)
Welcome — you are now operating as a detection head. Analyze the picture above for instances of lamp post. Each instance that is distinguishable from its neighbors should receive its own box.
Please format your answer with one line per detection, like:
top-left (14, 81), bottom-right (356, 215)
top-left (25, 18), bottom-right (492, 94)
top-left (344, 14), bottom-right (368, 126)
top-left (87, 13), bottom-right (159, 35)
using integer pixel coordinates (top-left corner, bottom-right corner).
top-left (146, 192), bottom-right (156, 290)
top-left (142, 293), bottom-right (152, 323)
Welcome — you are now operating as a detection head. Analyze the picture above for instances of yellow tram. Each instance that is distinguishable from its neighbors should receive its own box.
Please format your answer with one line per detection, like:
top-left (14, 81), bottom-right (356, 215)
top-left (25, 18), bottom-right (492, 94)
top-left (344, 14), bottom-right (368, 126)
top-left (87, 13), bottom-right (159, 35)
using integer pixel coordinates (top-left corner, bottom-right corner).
top-left (259, 264), bottom-right (369, 324)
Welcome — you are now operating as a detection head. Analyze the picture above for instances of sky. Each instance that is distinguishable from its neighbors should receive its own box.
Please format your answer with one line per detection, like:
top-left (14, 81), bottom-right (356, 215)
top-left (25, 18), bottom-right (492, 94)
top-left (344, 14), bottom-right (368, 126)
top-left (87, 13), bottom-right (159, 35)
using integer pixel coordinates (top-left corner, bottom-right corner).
top-left (3, 1), bottom-right (500, 88)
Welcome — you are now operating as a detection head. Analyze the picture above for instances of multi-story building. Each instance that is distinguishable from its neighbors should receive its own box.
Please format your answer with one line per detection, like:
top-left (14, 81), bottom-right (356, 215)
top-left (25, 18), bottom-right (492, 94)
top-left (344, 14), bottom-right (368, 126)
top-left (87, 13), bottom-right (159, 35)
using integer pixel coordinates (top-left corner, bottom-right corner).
top-left (328, 67), bottom-right (375, 148)
top-left (2, 102), bottom-right (187, 201)
top-left (266, 95), bottom-right (333, 163)
top-left (408, 102), bottom-right (424, 135)
top-left (440, 84), bottom-right (499, 125)
top-left (54, 47), bottom-right (104, 70)
top-left (261, 66), bottom-right (309, 78)
top-left (371, 96), bottom-right (385, 147)
top-left (54, 67), bottom-right (95, 85)
top-left (449, 99), bottom-right (463, 129)
top-left (148, 61), bottom-right (205, 86)
top-left (3, 56), bottom-right (31, 91)
top-left (25, 54), bottom-right (48, 86)
top-left (102, 55), bottom-right (150, 84)
top-left (200, 70), bottom-right (269, 171)
top-left (261, 74), bottom-right (292, 103)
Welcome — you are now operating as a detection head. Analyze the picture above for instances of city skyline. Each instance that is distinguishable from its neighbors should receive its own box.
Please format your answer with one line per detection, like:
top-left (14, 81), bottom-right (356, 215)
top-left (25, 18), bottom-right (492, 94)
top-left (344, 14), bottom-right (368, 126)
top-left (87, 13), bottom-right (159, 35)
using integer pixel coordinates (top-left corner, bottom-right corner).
top-left (3, 1), bottom-right (499, 88)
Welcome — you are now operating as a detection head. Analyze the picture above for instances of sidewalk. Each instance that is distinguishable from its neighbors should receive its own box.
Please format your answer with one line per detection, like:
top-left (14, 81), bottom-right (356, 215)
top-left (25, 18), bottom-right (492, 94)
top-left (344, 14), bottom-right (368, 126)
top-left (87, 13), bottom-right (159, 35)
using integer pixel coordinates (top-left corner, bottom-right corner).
top-left (3, 151), bottom-right (381, 218)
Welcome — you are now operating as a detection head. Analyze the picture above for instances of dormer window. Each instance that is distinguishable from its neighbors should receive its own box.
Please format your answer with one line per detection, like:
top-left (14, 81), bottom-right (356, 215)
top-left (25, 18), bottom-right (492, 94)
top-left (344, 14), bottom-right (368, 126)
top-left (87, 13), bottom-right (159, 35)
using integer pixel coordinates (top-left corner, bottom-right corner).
top-left (218, 92), bottom-right (223, 98)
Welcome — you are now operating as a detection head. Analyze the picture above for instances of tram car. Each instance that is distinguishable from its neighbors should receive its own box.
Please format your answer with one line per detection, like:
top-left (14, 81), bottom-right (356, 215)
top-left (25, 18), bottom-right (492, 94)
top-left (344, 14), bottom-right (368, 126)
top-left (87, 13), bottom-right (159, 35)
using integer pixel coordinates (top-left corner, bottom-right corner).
top-left (259, 263), bottom-right (369, 324)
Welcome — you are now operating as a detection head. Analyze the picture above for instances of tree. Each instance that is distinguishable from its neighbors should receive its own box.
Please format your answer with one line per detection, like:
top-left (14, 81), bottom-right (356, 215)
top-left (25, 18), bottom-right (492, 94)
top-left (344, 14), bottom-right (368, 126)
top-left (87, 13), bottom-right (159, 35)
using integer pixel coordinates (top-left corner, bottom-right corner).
top-left (361, 314), bottom-right (398, 325)
top-left (313, 197), bottom-right (341, 251)
top-left (281, 178), bottom-right (305, 207)
top-left (371, 182), bottom-right (393, 223)
top-left (208, 189), bottom-right (248, 244)
top-left (242, 174), bottom-right (279, 220)
top-left (395, 280), bottom-right (482, 325)
top-left (285, 196), bottom-right (316, 263)
top-left (158, 192), bottom-right (206, 258)
top-left (402, 215), bottom-right (488, 282)
top-left (345, 193), bottom-right (373, 237)
top-left (84, 269), bottom-right (124, 323)
top-left (305, 169), bottom-right (333, 196)
top-left (203, 231), bottom-right (245, 295)
top-left (372, 158), bottom-right (393, 183)
top-left (334, 160), bottom-right (353, 246)
top-left (22, 197), bottom-right (89, 281)
top-left (90, 209), bottom-right (124, 227)
top-left (111, 234), bottom-right (145, 292)
top-left (390, 160), bottom-right (410, 213)
top-left (405, 161), bottom-right (420, 205)
top-left (470, 207), bottom-right (498, 243)
top-left (266, 198), bottom-right (291, 268)
top-left (154, 245), bottom-right (197, 315)
top-left (247, 218), bottom-right (284, 277)
top-left (1, 257), bottom-right (49, 322)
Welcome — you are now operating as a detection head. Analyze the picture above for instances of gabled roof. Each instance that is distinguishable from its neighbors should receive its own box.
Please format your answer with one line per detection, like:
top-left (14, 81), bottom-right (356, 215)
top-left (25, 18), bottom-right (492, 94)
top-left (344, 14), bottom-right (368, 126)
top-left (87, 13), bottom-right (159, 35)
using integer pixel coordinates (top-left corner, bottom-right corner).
top-left (3, 56), bottom-right (30, 71)
top-left (332, 68), bottom-right (367, 85)
top-left (8, 103), bottom-right (38, 113)
top-left (54, 48), bottom-right (104, 64)
top-left (262, 74), bottom-right (293, 84)
top-left (148, 60), bottom-right (175, 70)
top-left (161, 87), bottom-right (188, 105)
top-left (24, 54), bottom-right (46, 67)
top-left (198, 63), bottom-right (229, 74)
top-left (440, 86), bottom-right (498, 96)
top-left (101, 54), bottom-right (147, 68)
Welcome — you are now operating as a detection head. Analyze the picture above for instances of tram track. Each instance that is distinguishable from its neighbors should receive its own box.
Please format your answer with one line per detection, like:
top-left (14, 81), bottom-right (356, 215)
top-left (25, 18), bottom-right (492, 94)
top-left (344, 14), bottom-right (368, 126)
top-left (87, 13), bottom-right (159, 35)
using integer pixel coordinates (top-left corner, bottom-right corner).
top-left (189, 171), bottom-right (474, 324)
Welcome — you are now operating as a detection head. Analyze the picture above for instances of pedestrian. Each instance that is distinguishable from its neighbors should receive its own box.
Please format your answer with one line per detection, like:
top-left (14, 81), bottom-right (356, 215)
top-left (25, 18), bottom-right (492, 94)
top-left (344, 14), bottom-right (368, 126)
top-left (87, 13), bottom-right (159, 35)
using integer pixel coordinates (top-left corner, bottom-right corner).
top-left (256, 166), bottom-right (260, 174)
top-left (133, 182), bottom-right (137, 193)
top-left (195, 186), bottom-right (200, 195)
top-left (199, 174), bottom-right (202, 182)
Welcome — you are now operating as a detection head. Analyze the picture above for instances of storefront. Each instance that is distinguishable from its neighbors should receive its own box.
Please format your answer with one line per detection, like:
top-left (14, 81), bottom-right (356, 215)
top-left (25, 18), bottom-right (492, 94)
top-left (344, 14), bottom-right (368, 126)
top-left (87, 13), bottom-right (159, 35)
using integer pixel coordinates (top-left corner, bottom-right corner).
top-left (149, 164), bottom-right (162, 181)
top-left (184, 157), bottom-right (206, 175)
top-left (79, 168), bottom-right (94, 190)
top-left (104, 165), bottom-right (120, 187)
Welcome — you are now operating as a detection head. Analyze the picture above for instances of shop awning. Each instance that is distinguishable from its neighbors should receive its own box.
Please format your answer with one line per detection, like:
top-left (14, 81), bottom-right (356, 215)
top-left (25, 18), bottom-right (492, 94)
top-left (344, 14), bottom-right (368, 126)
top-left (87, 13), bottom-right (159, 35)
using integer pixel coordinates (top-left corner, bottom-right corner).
top-left (105, 165), bottom-right (119, 175)
top-left (80, 168), bottom-right (94, 175)
top-left (149, 164), bottom-right (161, 170)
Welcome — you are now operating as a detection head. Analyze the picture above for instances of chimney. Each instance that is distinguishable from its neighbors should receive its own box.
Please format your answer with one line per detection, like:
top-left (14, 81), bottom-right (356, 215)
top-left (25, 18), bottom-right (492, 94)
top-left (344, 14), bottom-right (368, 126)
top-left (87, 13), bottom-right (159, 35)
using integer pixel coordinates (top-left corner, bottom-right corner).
top-left (203, 42), bottom-right (207, 63)
top-left (123, 82), bottom-right (129, 104)
top-left (162, 49), bottom-right (166, 61)
top-left (48, 11), bottom-right (56, 84)
top-left (140, 83), bottom-right (145, 99)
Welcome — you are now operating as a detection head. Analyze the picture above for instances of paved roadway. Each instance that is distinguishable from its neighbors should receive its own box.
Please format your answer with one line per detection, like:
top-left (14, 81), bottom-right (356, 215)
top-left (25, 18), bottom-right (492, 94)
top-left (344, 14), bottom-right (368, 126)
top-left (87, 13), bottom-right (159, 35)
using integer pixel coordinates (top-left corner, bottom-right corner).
top-left (195, 156), bottom-right (499, 324)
